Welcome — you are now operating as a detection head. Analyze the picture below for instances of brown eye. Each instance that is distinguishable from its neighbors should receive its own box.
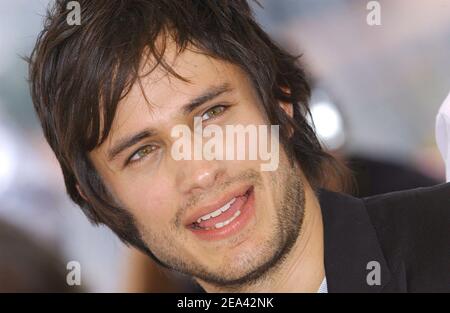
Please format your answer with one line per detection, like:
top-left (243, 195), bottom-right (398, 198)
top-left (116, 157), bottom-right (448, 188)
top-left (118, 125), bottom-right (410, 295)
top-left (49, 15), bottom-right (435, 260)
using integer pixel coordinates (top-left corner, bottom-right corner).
top-left (201, 105), bottom-right (227, 121)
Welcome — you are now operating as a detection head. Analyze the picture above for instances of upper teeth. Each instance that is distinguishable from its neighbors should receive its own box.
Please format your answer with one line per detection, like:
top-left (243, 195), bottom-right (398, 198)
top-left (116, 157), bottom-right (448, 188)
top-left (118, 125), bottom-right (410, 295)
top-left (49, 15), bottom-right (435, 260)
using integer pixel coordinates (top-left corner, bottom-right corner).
top-left (197, 197), bottom-right (236, 223)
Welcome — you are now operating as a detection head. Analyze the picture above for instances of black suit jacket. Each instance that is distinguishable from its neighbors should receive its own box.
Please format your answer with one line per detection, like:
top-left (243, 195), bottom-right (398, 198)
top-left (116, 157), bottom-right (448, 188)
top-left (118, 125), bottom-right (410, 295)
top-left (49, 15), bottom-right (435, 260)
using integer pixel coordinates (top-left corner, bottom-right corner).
top-left (319, 182), bottom-right (450, 292)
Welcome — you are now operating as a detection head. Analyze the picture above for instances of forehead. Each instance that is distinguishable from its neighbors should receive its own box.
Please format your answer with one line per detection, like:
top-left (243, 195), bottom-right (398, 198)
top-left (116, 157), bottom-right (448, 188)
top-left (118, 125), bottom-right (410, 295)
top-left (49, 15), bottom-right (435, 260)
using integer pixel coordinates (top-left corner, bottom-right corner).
top-left (133, 47), bottom-right (232, 112)
top-left (119, 48), bottom-right (240, 120)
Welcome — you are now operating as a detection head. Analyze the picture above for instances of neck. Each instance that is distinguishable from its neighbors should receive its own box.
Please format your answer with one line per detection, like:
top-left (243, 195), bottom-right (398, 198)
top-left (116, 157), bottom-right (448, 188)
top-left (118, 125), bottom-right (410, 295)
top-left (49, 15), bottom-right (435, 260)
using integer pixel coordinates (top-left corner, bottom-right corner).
top-left (199, 183), bottom-right (325, 293)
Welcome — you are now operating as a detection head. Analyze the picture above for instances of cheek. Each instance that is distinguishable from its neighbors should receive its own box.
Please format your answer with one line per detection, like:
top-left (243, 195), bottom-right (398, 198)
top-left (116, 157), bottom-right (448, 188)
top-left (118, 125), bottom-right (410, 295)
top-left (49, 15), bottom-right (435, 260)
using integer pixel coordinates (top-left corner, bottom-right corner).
top-left (114, 176), bottom-right (175, 226)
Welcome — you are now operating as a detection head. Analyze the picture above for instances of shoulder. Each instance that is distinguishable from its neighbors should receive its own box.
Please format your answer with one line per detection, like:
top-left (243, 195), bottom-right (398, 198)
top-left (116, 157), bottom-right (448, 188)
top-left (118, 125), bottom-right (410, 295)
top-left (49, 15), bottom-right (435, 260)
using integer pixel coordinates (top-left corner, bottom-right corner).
top-left (363, 182), bottom-right (450, 212)
top-left (362, 183), bottom-right (450, 290)
top-left (362, 183), bottom-right (450, 235)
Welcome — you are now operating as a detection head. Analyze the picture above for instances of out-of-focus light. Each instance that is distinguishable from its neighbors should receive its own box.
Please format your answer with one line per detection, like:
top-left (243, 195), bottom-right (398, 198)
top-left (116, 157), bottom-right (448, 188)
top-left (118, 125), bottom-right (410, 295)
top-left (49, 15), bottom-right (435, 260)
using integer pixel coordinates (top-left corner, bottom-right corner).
top-left (0, 131), bottom-right (16, 194)
top-left (309, 101), bottom-right (346, 151)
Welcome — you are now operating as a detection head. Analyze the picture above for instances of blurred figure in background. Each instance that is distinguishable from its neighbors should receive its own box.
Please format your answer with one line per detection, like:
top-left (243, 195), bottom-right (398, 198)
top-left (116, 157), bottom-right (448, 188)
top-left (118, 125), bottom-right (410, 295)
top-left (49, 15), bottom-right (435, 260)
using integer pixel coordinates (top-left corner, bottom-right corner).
top-left (0, 218), bottom-right (82, 292)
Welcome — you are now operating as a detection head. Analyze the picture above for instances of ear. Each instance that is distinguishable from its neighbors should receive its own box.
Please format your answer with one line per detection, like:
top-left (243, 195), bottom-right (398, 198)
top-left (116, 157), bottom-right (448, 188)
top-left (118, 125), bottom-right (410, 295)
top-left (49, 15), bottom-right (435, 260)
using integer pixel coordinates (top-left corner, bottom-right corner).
top-left (280, 101), bottom-right (293, 118)
top-left (76, 184), bottom-right (89, 202)
top-left (279, 87), bottom-right (295, 138)
top-left (279, 86), bottom-right (294, 118)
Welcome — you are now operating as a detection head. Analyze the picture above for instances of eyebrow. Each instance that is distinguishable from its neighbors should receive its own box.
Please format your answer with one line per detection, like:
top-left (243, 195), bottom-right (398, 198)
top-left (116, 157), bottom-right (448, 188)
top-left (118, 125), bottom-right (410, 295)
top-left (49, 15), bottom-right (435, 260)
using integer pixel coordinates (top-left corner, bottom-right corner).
top-left (107, 83), bottom-right (233, 162)
top-left (107, 129), bottom-right (156, 162)
top-left (181, 83), bottom-right (232, 115)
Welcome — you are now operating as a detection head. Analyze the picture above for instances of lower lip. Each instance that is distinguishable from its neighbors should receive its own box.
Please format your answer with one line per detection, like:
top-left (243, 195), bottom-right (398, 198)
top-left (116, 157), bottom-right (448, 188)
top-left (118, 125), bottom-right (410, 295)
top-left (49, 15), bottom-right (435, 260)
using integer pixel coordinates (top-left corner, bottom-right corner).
top-left (188, 187), bottom-right (255, 241)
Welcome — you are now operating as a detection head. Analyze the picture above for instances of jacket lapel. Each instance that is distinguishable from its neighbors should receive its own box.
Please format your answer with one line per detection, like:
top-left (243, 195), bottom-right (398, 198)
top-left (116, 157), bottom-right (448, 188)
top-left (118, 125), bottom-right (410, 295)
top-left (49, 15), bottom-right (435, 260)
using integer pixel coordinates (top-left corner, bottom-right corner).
top-left (318, 189), bottom-right (393, 292)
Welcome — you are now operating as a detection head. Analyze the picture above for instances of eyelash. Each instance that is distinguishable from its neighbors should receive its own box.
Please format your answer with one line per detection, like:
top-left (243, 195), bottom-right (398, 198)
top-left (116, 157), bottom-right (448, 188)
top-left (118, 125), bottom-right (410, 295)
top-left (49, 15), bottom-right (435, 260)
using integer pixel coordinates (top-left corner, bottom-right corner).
top-left (201, 104), bottom-right (230, 122)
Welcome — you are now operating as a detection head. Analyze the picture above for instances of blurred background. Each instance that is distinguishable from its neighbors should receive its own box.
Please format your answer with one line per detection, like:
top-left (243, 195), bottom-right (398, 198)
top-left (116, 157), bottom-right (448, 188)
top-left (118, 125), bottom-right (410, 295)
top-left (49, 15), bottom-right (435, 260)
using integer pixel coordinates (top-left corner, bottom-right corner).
top-left (0, 0), bottom-right (448, 292)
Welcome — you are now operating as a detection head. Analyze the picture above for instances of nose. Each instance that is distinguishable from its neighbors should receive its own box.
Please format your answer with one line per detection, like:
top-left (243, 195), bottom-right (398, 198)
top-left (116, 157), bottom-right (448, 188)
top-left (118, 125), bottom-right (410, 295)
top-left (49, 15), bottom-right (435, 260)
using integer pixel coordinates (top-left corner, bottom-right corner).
top-left (174, 159), bottom-right (226, 195)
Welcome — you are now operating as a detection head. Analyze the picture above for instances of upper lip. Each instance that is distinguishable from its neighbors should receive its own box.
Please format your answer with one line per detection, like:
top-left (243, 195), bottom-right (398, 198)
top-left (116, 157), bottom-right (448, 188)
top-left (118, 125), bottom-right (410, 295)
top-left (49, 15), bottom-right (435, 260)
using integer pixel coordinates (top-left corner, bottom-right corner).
top-left (183, 184), bottom-right (252, 226)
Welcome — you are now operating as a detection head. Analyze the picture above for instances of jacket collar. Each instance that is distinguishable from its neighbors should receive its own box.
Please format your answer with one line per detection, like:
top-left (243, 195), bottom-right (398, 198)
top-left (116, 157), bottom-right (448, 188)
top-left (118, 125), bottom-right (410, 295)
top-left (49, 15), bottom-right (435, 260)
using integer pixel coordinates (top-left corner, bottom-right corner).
top-left (318, 189), bottom-right (392, 292)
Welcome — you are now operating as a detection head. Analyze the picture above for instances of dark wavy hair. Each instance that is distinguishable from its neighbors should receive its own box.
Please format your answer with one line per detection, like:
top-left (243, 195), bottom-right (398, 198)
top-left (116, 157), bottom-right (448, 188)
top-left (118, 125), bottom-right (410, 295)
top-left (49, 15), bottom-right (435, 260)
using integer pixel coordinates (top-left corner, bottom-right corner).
top-left (28, 0), bottom-right (351, 260)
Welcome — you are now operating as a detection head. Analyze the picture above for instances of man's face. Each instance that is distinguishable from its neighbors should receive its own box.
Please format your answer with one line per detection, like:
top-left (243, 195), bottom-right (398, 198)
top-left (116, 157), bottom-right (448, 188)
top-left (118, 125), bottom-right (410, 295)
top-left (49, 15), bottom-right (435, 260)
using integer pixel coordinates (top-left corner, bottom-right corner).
top-left (89, 43), bottom-right (306, 287)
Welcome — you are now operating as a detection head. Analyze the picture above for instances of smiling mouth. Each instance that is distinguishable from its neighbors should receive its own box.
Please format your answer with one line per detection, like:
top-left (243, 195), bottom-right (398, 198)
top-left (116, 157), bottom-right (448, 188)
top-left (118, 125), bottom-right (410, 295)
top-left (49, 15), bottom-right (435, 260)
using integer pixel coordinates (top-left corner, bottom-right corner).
top-left (186, 186), bottom-right (255, 239)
